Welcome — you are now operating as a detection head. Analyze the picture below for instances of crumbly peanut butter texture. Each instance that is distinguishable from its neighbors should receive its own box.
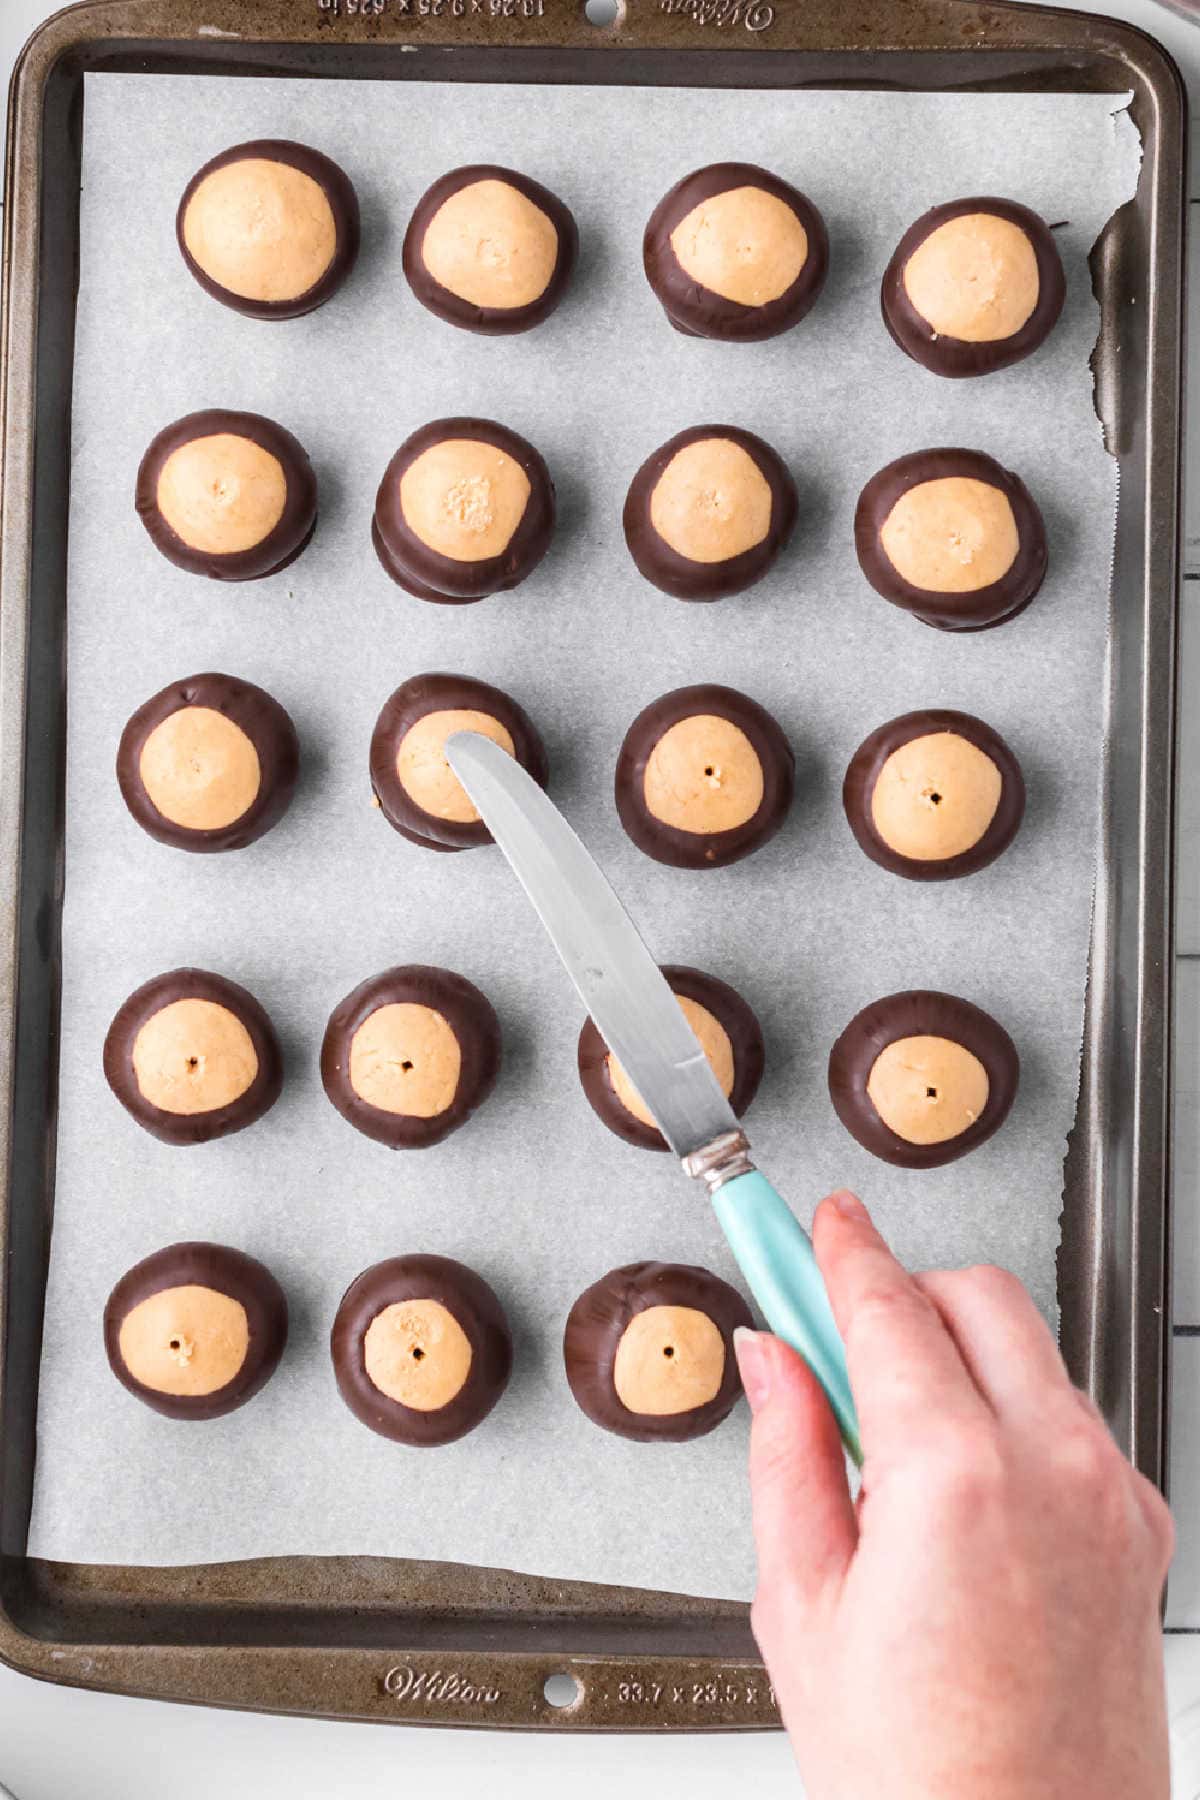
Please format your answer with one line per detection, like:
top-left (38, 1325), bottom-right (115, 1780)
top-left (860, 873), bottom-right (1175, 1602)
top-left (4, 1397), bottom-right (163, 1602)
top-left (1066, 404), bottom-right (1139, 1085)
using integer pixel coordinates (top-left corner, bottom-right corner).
top-left (131, 999), bottom-right (258, 1116)
top-left (182, 157), bottom-right (337, 304)
top-left (118, 1283), bottom-right (250, 1396)
top-left (608, 996), bottom-right (734, 1130)
top-left (879, 477), bottom-right (1019, 595)
top-left (348, 1003), bottom-right (461, 1118)
top-left (396, 709), bottom-right (515, 823)
top-left (669, 186), bottom-right (807, 307)
top-left (643, 715), bottom-right (764, 835)
top-left (612, 1304), bottom-right (726, 1415)
top-left (867, 1034), bottom-right (990, 1146)
top-left (138, 705), bottom-right (261, 832)
top-left (870, 731), bottom-right (1002, 861)
top-left (901, 212), bottom-right (1040, 343)
top-left (421, 178), bottom-right (558, 311)
top-left (398, 440), bottom-right (531, 563)
top-left (363, 1299), bottom-right (473, 1410)
top-left (649, 438), bottom-right (772, 565)
top-left (156, 433), bottom-right (287, 556)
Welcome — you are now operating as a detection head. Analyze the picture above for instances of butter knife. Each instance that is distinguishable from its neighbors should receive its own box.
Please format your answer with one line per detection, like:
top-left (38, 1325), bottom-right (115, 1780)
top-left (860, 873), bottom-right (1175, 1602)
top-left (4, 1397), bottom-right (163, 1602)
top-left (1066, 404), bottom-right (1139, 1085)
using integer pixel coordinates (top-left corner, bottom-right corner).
top-left (446, 731), bottom-right (861, 1464)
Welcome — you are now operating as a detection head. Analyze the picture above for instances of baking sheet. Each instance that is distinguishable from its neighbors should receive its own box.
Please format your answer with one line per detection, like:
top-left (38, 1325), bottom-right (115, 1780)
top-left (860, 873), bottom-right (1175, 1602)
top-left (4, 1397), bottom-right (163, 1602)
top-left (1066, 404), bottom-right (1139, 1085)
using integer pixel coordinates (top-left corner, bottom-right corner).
top-left (27, 76), bottom-right (1140, 1600)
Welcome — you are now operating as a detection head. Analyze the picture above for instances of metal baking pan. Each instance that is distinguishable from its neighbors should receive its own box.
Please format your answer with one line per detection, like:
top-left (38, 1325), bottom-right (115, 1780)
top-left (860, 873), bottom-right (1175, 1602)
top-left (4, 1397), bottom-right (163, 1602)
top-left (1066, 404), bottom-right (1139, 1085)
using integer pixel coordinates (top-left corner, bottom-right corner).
top-left (0, 0), bottom-right (1183, 1732)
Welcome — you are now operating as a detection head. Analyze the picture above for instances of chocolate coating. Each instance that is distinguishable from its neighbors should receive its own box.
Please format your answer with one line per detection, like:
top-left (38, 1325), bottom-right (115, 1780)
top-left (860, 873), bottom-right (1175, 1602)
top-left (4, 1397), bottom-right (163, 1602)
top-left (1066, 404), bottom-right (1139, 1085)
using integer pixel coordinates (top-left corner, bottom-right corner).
top-left (117, 672), bottom-right (300, 853)
top-left (643, 163), bottom-right (828, 341)
top-left (623, 425), bottom-right (798, 601)
top-left (578, 964), bottom-right (765, 1151)
top-left (843, 709), bottom-right (1025, 881)
top-left (103, 969), bottom-right (283, 1144)
top-left (369, 672), bottom-right (548, 853)
top-left (615, 683), bottom-right (794, 869)
top-left (135, 410), bottom-right (317, 581)
top-left (331, 1254), bottom-right (512, 1445)
top-left (402, 164), bottom-right (577, 335)
top-left (828, 989), bottom-right (1019, 1168)
top-left (177, 139), bottom-right (359, 320)
top-left (563, 1262), bottom-right (752, 1442)
top-left (854, 448), bottom-right (1047, 632)
top-left (104, 1241), bottom-right (288, 1419)
top-left (373, 417), bottom-right (555, 604)
top-left (881, 198), bottom-right (1065, 377)
top-left (320, 965), bottom-right (501, 1149)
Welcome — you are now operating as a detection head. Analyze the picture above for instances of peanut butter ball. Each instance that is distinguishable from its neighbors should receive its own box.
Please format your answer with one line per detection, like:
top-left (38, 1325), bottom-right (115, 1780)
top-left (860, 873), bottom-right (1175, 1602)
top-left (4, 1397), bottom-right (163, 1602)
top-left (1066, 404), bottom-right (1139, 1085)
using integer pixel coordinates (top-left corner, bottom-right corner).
top-left (373, 417), bottom-right (555, 604)
top-left (829, 990), bottom-right (1019, 1168)
top-left (321, 965), bottom-right (501, 1149)
top-left (623, 425), bottom-right (798, 601)
top-left (855, 448), bottom-right (1047, 632)
top-left (104, 1242), bottom-right (288, 1419)
top-left (843, 709), bottom-right (1025, 881)
top-left (103, 970), bottom-right (283, 1145)
top-left (369, 672), bottom-right (548, 852)
top-left (117, 672), bottom-right (299, 853)
top-left (644, 163), bottom-right (828, 341)
top-left (881, 198), bottom-right (1065, 377)
top-left (564, 1262), bottom-right (752, 1441)
top-left (403, 164), bottom-right (578, 335)
top-left (615, 683), bottom-right (794, 869)
top-left (135, 410), bottom-right (317, 581)
top-left (578, 964), bottom-right (764, 1151)
top-left (177, 140), bottom-right (359, 319)
top-left (331, 1254), bottom-right (512, 1445)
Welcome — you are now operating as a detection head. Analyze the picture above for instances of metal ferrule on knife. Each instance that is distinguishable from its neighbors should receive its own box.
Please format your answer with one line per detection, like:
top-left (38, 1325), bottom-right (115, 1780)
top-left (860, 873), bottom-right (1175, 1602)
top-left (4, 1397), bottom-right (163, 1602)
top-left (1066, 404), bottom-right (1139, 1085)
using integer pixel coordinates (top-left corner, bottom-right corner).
top-left (681, 1129), bottom-right (756, 1193)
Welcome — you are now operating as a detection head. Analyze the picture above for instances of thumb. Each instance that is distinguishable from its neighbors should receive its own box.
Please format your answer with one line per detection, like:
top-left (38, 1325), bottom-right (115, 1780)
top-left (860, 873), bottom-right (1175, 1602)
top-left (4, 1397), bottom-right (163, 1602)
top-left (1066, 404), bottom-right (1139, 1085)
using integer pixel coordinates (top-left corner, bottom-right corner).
top-left (736, 1328), bottom-right (857, 1629)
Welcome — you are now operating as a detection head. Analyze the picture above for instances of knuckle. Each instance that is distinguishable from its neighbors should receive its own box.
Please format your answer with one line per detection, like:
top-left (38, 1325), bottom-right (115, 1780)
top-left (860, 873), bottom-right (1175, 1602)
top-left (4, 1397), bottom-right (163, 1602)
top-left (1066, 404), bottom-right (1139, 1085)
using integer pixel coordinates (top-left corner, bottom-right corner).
top-left (1051, 1422), bottom-right (1123, 1500)
top-left (963, 1263), bottom-right (1026, 1306)
top-left (1137, 1478), bottom-right (1175, 1567)
top-left (1055, 1420), bottom-right (1115, 1480)
top-left (846, 1279), bottom-right (937, 1348)
top-left (916, 1425), bottom-right (1008, 1509)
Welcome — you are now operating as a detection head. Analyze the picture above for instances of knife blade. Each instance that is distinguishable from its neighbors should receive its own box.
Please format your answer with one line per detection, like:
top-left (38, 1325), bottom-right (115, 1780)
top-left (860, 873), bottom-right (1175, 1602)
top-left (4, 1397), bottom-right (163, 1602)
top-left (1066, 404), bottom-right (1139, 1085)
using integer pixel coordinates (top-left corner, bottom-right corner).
top-left (445, 732), bottom-right (738, 1159)
top-left (445, 731), bottom-right (862, 1464)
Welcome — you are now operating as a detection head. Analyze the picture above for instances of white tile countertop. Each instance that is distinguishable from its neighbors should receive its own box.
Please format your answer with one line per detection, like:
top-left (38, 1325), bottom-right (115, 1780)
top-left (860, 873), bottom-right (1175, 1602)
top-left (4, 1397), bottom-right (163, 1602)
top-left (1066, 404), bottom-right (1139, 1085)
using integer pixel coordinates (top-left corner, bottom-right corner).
top-left (4, 0), bottom-right (1200, 1794)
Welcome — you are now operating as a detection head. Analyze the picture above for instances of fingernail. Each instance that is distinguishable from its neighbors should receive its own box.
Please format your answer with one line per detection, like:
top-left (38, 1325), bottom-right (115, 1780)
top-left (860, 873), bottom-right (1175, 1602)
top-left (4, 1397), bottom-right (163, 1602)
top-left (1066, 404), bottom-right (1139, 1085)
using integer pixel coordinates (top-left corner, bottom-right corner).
top-left (734, 1327), bottom-right (771, 1412)
top-left (828, 1189), bottom-right (869, 1221)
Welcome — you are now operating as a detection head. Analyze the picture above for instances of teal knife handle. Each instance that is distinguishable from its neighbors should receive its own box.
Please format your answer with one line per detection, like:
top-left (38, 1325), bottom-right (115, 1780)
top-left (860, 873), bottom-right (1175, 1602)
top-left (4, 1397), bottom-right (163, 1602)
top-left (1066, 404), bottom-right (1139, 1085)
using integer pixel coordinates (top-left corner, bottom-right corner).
top-left (713, 1170), bottom-right (862, 1467)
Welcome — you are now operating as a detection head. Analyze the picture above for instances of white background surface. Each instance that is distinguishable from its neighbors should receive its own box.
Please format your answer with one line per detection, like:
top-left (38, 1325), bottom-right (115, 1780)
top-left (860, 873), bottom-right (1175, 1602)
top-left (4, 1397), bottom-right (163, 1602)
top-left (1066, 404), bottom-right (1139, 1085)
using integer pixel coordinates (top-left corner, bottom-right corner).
top-left (3, 0), bottom-right (1200, 1793)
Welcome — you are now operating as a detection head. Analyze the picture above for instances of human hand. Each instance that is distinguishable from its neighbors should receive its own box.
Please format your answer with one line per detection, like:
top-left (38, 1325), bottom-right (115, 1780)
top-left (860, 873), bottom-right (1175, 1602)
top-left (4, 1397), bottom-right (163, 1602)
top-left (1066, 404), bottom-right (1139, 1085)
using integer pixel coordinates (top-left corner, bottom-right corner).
top-left (734, 1190), bottom-right (1173, 1799)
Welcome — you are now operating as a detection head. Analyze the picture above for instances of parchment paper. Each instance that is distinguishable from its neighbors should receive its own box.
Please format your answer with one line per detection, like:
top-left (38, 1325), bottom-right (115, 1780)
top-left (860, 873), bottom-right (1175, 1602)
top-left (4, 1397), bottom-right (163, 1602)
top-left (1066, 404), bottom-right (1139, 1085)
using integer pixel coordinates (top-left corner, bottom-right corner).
top-left (28, 76), bottom-right (1140, 1600)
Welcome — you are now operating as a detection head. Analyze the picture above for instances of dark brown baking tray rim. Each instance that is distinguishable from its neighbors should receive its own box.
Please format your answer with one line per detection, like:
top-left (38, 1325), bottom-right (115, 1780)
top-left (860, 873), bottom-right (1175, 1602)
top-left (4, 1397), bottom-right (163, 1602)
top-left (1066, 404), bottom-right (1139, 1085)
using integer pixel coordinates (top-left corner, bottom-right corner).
top-left (0, 0), bottom-right (1184, 1732)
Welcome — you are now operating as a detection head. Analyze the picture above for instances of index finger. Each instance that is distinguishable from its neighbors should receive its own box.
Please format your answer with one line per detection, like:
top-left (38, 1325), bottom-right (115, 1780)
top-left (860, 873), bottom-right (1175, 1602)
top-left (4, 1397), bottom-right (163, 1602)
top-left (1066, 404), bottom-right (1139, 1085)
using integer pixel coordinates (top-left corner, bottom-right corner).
top-left (813, 1191), bottom-right (989, 1466)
